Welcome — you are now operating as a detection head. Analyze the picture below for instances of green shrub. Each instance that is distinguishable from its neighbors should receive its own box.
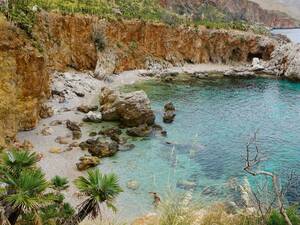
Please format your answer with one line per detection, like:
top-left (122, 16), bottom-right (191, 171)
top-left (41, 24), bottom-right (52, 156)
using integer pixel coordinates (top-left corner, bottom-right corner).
top-left (267, 206), bottom-right (300, 225)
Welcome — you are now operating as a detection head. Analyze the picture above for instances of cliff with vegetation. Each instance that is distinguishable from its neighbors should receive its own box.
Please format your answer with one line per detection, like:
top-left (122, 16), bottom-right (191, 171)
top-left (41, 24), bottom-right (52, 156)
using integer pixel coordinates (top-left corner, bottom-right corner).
top-left (0, 10), bottom-right (278, 146)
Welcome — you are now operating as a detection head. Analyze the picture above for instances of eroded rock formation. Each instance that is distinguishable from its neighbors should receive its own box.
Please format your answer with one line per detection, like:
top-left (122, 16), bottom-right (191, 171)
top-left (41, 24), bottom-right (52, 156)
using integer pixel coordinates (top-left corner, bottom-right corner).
top-left (0, 12), bottom-right (278, 145)
top-left (0, 16), bottom-right (49, 145)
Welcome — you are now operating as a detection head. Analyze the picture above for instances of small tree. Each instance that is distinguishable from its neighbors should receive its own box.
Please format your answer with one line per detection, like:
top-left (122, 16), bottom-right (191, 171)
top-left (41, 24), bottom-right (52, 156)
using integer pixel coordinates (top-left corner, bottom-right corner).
top-left (243, 132), bottom-right (293, 225)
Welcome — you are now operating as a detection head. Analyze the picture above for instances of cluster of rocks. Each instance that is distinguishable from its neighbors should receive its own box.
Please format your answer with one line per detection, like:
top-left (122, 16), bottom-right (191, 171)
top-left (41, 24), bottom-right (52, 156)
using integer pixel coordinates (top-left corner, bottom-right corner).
top-left (51, 71), bottom-right (99, 101)
top-left (163, 102), bottom-right (176, 123)
top-left (73, 87), bottom-right (171, 170)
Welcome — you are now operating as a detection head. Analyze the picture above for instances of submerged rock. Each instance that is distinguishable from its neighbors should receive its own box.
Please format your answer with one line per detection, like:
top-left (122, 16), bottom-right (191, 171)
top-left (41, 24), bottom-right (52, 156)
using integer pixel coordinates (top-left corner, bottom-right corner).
top-left (127, 180), bottom-right (140, 190)
top-left (76, 155), bottom-right (100, 171)
top-left (176, 180), bottom-right (197, 190)
top-left (100, 87), bottom-right (155, 127)
top-left (163, 102), bottom-right (176, 123)
top-left (119, 143), bottom-right (135, 151)
top-left (126, 124), bottom-right (153, 137)
top-left (83, 111), bottom-right (102, 123)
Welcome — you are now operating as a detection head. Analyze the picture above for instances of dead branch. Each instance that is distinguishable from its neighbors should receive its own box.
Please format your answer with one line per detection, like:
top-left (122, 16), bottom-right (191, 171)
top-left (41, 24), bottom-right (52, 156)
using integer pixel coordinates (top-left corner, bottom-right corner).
top-left (243, 132), bottom-right (292, 225)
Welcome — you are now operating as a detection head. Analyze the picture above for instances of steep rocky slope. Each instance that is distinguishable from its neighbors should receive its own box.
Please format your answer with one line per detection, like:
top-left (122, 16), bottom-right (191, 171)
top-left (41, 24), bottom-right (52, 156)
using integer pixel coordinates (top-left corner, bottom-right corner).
top-left (0, 15), bottom-right (49, 145)
top-left (251, 0), bottom-right (300, 21)
top-left (0, 12), bottom-right (277, 146)
top-left (160, 0), bottom-right (299, 28)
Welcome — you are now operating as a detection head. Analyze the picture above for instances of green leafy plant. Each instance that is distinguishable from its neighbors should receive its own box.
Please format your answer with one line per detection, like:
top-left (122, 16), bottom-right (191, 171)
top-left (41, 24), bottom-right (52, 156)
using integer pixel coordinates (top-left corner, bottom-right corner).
top-left (69, 169), bottom-right (123, 224)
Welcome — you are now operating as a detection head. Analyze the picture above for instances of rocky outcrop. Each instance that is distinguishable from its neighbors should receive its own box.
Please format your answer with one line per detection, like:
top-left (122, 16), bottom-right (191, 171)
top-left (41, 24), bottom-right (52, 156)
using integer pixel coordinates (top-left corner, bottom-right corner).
top-left (163, 102), bottom-right (176, 123)
top-left (0, 12), bottom-right (278, 145)
top-left (105, 20), bottom-right (276, 72)
top-left (266, 43), bottom-right (300, 80)
top-left (100, 87), bottom-right (155, 127)
top-left (0, 16), bottom-right (49, 146)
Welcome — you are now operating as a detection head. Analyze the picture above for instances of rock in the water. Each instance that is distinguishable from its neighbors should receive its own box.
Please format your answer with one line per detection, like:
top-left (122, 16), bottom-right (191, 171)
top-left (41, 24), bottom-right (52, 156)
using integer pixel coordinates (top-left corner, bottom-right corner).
top-left (100, 87), bottom-right (155, 127)
top-left (77, 105), bottom-right (98, 113)
top-left (80, 139), bottom-right (119, 158)
top-left (176, 180), bottom-right (197, 190)
top-left (76, 155), bottom-right (100, 171)
top-left (99, 127), bottom-right (122, 136)
top-left (83, 111), bottom-right (102, 123)
top-left (127, 180), bottom-right (140, 190)
top-left (163, 102), bottom-right (176, 123)
top-left (40, 104), bottom-right (54, 119)
top-left (126, 124), bottom-right (152, 137)
top-left (119, 143), bottom-right (135, 151)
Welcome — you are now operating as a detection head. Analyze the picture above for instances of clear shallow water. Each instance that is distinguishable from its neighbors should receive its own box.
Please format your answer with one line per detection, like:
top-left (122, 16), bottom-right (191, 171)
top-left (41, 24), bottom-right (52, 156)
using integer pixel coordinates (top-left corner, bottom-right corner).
top-left (89, 77), bottom-right (300, 220)
top-left (272, 28), bottom-right (300, 43)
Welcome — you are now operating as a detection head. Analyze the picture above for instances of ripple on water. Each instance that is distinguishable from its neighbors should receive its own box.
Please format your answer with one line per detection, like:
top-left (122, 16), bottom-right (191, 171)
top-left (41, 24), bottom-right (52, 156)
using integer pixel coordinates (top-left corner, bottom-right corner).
top-left (91, 77), bottom-right (300, 221)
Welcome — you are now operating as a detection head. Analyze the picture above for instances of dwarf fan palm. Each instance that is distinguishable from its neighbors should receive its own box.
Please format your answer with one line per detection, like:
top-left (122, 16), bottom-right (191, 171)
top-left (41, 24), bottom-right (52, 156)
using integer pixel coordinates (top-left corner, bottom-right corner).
top-left (1, 168), bottom-right (55, 225)
top-left (51, 176), bottom-right (69, 192)
top-left (0, 149), bottom-right (38, 178)
top-left (71, 169), bottom-right (122, 224)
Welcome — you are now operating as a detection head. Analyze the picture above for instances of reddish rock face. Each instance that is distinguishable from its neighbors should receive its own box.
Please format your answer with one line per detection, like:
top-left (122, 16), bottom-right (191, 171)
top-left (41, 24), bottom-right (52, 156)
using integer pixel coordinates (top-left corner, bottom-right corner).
top-left (0, 12), bottom-right (277, 146)
top-left (159, 0), bottom-right (299, 28)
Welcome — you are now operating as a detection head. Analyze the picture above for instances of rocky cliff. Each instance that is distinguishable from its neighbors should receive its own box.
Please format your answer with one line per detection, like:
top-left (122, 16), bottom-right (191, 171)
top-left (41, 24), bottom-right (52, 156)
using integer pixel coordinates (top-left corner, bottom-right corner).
top-left (0, 15), bottom-right (49, 145)
top-left (160, 0), bottom-right (299, 28)
top-left (0, 12), bottom-right (277, 146)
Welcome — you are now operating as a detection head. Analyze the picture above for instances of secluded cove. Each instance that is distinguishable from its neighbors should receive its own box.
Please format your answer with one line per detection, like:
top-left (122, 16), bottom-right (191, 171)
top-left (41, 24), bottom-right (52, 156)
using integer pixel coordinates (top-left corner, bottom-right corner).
top-left (85, 77), bottom-right (300, 220)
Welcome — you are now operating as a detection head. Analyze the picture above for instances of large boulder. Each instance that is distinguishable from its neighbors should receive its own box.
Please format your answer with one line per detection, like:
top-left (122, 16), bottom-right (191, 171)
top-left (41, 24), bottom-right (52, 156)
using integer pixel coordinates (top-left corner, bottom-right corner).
top-left (79, 138), bottom-right (119, 158)
top-left (76, 155), bottom-right (100, 171)
top-left (99, 87), bottom-right (155, 127)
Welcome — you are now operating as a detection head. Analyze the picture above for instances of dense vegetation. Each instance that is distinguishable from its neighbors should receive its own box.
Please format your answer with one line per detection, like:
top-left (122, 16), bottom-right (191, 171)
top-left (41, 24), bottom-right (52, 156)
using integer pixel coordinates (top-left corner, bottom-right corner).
top-left (0, 0), bottom-right (268, 35)
top-left (0, 148), bottom-right (122, 225)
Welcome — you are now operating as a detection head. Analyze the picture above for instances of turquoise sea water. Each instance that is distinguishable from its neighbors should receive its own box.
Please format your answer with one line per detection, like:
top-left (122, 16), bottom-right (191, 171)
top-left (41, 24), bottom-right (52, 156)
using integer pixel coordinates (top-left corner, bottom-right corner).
top-left (91, 77), bottom-right (300, 220)
top-left (272, 28), bottom-right (300, 43)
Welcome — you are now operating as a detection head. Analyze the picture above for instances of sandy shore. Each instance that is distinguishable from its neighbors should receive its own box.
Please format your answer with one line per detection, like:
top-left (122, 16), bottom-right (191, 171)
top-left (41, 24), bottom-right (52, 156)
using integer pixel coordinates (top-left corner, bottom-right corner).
top-left (17, 63), bottom-right (231, 213)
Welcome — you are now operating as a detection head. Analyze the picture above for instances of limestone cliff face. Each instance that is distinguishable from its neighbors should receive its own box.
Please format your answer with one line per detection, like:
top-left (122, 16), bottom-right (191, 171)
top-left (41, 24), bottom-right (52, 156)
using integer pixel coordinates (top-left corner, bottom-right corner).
top-left (0, 13), bottom-right (277, 145)
top-left (103, 20), bottom-right (276, 73)
top-left (160, 0), bottom-right (299, 28)
top-left (0, 16), bottom-right (49, 145)
top-left (34, 12), bottom-right (98, 71)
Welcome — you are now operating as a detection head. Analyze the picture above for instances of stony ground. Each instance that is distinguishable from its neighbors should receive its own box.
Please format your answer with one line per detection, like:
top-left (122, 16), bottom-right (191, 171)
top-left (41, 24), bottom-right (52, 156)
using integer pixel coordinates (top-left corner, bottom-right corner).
top-left (16, 64), bottom-right (232, 213)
